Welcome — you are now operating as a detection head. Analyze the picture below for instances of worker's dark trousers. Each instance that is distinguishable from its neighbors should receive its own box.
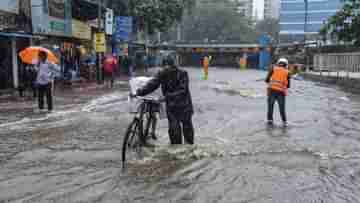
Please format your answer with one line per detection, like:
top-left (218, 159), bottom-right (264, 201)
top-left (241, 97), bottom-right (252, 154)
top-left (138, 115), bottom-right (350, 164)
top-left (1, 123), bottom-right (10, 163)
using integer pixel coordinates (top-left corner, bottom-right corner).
top-left (167, 111), bottom-right (194, 145)
top-left (267, 90), bottom-right (286, 122)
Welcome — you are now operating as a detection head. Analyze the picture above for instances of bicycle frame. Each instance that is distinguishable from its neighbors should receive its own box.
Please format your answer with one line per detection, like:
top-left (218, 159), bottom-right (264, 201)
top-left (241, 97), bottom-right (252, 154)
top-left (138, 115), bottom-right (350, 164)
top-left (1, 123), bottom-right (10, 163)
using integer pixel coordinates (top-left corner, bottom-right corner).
top-left (132, 97), bottom-right (161, 143)
top-left (122, 96), bottom-right (163, 168)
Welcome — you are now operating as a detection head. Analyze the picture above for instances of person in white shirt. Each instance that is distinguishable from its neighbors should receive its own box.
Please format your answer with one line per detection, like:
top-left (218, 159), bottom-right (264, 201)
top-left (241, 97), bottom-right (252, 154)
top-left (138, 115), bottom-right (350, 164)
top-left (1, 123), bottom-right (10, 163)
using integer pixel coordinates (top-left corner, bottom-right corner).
top-left (36, 51), bottom-right (56, 111)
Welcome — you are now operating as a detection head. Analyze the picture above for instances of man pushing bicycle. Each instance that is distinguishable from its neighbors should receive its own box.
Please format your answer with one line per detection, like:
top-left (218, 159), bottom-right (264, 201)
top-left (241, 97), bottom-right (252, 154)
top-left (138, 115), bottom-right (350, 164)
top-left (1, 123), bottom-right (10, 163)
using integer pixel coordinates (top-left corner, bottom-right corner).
top-left (132, 57), bottom-right (195, 145)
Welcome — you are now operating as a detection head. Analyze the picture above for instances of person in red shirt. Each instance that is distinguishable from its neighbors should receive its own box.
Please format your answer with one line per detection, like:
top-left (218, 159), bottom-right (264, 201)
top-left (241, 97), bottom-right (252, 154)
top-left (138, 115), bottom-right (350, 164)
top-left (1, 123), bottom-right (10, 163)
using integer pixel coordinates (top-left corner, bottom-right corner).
top-left (103, 54), bottom-right (118, 88)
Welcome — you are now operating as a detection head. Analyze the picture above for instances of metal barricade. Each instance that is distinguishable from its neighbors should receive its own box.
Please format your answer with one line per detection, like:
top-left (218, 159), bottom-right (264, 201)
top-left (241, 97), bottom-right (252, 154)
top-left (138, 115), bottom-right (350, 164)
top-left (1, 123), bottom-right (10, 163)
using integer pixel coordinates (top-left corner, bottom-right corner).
top-left (313, 53), bottom-right (360, 80)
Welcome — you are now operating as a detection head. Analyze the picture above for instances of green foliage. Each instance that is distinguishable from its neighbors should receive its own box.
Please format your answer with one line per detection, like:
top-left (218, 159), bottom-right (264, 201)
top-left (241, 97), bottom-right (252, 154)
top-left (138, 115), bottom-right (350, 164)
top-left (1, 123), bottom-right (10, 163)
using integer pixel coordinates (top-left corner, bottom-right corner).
top-left (180, 1), bottom-right (258, 43)
top-left (107, 0), bottom-right (195, 34)
top-left (134, 0), bottom-right (183, 34)
top-left (321, 0), bottom-right (360, 45)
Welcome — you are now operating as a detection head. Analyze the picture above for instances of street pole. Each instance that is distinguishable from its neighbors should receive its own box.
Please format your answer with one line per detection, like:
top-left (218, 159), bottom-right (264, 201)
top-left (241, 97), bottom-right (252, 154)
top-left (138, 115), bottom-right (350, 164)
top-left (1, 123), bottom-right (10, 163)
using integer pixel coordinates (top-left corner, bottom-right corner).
top-left (304, 0), bottom-right (308, 43)
top-left (127, 0), bottom-right (131, 56)
top-left (97, 0), bottom-right (103, 84)
top-left (304, 0), bottom-right (308, 71)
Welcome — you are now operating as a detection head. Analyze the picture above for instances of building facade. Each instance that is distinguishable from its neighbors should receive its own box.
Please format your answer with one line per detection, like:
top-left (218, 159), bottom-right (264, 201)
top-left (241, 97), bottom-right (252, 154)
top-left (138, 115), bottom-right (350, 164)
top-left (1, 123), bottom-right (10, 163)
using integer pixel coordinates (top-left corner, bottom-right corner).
top-left (264, 0), bottom-right (280, 19)
top-left (0, 0), bottom-right (32, 89)
top-left (234, 0), bottom-right (254, 18)
top-left (0, 0), bottom-right (106, 89)
top-left (279, 0), bottom-right (343, 43)
top-left (197, 0), bottom-right (254, 19)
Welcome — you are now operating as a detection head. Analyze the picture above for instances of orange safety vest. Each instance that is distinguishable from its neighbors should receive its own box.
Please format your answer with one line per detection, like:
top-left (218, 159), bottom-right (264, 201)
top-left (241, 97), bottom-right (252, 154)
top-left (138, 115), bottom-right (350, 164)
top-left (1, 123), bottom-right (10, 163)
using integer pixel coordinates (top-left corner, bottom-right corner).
top-left (203, 57), bottom-right (209, 67)
top-left (270, 66), bottom-right (289, 94)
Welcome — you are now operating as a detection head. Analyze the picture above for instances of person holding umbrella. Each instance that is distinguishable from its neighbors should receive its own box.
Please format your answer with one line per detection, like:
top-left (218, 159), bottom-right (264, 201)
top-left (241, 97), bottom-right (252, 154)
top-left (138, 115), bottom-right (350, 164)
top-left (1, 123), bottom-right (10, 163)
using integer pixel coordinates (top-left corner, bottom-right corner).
top-left (35, 51), bottom-right (58, 112)
top-left (19, 47), bottom-right (59, 112)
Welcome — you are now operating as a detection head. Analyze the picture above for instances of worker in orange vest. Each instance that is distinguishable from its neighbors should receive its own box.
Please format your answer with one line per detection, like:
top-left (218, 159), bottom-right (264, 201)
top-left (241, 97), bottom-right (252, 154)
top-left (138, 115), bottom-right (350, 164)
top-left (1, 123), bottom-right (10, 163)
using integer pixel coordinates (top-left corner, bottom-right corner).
top-left (265, 58), bottom-right (291, 127)
top-left (202, 55), bottom-right (210, 80)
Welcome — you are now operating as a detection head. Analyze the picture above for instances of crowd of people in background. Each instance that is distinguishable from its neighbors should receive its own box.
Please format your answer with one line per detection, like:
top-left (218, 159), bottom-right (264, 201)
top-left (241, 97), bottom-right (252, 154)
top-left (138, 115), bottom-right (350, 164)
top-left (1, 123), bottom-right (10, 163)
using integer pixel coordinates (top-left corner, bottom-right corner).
top-left (15, 52), bottom-right (139, 99)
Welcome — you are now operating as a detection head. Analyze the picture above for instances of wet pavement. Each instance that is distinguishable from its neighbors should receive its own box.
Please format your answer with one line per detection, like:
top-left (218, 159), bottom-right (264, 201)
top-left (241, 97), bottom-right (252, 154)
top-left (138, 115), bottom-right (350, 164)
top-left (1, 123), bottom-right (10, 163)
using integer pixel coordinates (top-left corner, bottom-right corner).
top-left (1, 68), bottom-right (360, 202)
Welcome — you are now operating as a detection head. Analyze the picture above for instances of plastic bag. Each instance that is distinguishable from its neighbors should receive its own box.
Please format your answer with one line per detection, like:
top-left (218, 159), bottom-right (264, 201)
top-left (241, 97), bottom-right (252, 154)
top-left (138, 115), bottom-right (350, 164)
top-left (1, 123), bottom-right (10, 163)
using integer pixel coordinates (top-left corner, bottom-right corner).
top-left (128, 77), bottom-right (164, 114)
top-left (129, 77), bottom-right (153, 95)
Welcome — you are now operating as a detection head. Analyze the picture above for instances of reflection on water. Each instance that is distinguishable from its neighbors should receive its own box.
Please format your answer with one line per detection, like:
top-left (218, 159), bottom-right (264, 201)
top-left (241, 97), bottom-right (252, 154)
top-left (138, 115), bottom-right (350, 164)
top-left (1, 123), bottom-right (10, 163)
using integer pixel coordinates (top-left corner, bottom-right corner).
top-left (1, 69), bottom-right (360, 202)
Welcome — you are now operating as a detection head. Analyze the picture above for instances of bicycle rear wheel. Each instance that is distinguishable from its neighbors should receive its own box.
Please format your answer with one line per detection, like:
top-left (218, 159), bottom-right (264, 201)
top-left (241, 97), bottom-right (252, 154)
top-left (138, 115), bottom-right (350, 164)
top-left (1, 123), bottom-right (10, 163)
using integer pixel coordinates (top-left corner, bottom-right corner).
top-left (122, 118), bottom-right (142, 168)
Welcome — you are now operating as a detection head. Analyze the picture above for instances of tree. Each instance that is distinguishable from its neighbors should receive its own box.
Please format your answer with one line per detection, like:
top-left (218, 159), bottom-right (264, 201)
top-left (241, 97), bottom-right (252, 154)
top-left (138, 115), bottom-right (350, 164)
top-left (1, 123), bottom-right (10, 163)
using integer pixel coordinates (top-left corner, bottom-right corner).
top-left (107, 0), bottom-right (196, 35)
top-left (321, 0), bottom-right (360, 45)
top-left (255, 18), bottom-right (280, 43)
top-left (176, 1), bottom-right (258, 43)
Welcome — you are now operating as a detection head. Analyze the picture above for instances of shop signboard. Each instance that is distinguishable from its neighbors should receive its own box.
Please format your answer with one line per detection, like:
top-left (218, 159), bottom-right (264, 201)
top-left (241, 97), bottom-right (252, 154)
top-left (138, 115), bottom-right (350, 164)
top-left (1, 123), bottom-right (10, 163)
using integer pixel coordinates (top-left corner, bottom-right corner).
top-left (31, 0), bottom-right (72, 37)
top-left (72, 19), bottom-right (91, 40)
top-left (196, 48), bottom-right (203, 53)
top-left (49, 16), bottom-right (67, 35)
top-left (0, 0), bottom-right (19, 14)
top-left (88, 19), bottom-right (99, 28)
top-left (105, 9), bottom-right (113, 35)
top-left (114, 16), bottom-right (132, 42)
top-left (95, 32), bottom-right (106, 53)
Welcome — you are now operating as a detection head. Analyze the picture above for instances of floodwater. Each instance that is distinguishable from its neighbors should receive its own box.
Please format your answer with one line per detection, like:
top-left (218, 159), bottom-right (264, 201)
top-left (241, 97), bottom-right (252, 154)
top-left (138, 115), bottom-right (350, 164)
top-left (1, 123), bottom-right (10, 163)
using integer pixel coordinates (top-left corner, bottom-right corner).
top-left (1, 68), bottom-right (360, 202)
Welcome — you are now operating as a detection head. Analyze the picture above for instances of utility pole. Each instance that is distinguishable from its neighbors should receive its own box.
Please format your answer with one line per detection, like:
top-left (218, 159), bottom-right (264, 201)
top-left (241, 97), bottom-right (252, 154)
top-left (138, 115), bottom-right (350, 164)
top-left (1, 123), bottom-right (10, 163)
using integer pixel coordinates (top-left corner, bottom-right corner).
top-left (97, 0), bottom-right (104, 84)
top-left (176, 0), bottom-right (185, 42)
top-left (304, 0), bottom-right (308, 70)
top-left (158, 32), bottom-right (161, 43)
top-left (177, 23), bottom-right (181, 41)
top-left (127, 0), bottom-right (131, 55)
top-left (304, 0), bottom-right (308, 43)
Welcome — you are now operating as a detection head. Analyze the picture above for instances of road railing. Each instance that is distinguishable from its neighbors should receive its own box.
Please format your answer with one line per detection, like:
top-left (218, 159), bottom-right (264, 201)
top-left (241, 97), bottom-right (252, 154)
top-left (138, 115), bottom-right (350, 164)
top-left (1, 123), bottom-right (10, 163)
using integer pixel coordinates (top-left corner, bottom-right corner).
top-left (312, 52), bottom-right (360, 80)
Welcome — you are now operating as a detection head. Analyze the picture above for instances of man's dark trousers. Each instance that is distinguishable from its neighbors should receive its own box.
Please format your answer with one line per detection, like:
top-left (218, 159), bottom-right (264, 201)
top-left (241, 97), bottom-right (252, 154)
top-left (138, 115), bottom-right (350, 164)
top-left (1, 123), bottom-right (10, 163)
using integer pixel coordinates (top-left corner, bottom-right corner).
top-left (167, 110), bottom-right (194, 144)
top-left (38, 84), bottom-right (53, 111)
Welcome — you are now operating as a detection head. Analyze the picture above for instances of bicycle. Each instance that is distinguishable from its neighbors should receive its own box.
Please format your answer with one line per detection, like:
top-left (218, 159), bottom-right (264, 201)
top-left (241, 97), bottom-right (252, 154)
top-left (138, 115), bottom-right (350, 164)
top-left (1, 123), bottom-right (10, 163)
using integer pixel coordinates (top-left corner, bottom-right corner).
top-left (122, 95), bottom-right (164, 168)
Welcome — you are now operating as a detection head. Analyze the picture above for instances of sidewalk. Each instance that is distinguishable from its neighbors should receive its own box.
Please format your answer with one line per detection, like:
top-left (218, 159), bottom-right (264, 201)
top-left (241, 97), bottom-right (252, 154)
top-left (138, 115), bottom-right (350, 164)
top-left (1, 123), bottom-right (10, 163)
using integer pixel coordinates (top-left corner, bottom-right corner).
top-left (306, 71), bottom-right (360, 79)
top-left (0, 67), bottom-right (158, 124)
top-left (0, 77), bottom-right (131, 125)
top-left (302, 71), bottom-right (360, 94)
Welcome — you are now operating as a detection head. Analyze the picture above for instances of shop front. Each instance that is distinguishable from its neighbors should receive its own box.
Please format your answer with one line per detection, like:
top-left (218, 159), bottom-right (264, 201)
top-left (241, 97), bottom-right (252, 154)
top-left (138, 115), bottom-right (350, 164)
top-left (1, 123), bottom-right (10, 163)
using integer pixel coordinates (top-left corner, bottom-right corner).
top-left (31, 0), bottom-right (102, 82)
top-left (0, 36), bottom-right (13, 89)
top-left (71, 19), bottom-right (95, 81)
top-left (0, 0), bottom-right (32, 89)
top-left (31, 0), bottom-right (75, 80)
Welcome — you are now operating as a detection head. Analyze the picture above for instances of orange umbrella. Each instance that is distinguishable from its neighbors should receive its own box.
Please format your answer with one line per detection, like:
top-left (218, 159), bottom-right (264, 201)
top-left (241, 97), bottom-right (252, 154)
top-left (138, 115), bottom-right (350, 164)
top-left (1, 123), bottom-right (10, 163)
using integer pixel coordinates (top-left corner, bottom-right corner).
top-left (19, 46), bottom-right (59, 65)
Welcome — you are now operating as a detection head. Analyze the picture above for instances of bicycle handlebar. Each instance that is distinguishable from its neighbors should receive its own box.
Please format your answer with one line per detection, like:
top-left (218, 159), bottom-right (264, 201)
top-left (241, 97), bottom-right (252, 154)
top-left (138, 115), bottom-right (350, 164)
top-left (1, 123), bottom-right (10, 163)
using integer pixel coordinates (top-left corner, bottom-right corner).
top-left (129, 95), bottom-right (165, 103)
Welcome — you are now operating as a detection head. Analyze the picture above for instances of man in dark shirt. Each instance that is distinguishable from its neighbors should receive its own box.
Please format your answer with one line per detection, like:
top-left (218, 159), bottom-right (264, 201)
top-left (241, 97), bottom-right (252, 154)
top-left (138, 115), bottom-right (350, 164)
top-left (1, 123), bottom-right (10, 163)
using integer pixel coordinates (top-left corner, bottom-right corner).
top-left (135, 57), bottom-right (194, 145)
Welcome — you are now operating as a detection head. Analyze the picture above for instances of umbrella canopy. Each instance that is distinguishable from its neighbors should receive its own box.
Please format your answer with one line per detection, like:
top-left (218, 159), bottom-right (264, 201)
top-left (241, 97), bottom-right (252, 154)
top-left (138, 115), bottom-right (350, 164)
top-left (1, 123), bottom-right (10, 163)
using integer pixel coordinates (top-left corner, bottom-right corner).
top-left (19, 46), bottom-right (59, 65)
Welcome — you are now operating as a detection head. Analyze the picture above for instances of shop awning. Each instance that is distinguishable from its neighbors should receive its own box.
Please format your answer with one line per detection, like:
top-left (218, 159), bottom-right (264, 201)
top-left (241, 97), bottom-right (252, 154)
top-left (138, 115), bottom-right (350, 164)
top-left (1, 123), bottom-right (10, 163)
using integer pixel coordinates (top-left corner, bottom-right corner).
top-left (0, 32), bottom-right (34, 38)
top-left (72, 0), bottom-right (107, 21)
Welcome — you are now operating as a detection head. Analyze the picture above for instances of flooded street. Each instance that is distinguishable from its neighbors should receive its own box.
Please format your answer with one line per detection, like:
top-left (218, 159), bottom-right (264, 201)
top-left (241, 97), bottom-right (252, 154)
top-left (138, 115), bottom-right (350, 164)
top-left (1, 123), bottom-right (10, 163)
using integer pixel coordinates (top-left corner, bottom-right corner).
top-left (1, 68), bottom-right (360, 202)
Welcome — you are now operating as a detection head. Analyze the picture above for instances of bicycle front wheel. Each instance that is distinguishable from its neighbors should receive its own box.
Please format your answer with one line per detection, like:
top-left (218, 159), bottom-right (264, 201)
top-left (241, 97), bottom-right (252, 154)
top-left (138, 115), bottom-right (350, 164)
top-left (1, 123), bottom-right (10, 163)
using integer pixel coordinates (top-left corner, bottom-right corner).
top-left (122, 118), bottom-right (142, 168)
